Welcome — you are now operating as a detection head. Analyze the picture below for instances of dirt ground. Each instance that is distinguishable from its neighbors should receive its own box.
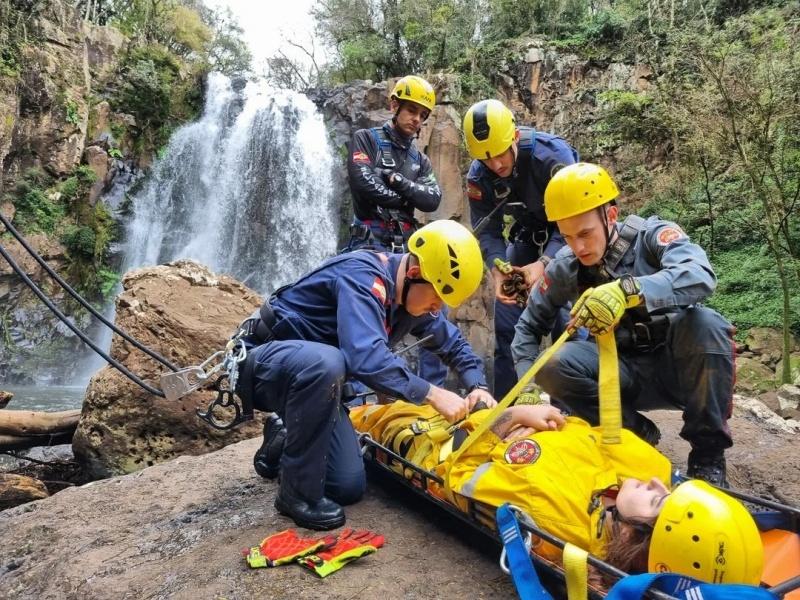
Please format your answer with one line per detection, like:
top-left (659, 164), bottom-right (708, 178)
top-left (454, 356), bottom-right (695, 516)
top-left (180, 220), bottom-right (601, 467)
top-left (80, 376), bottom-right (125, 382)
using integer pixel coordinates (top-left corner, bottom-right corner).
top-left (0, 401), bottom-right (797, 600)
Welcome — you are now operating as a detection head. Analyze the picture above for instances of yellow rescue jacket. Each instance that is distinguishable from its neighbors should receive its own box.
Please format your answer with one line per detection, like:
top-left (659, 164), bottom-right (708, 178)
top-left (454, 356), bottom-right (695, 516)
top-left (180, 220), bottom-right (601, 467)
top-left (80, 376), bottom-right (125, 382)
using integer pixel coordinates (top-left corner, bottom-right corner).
top-left (351, 401), bottom-right (671, 560)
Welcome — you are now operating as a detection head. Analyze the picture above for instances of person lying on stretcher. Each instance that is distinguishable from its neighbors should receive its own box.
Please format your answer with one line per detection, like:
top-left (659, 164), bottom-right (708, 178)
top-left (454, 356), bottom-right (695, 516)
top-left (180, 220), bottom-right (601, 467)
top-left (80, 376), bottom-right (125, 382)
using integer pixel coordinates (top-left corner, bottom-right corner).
top-left (350, 401), bottom-right (764, 586)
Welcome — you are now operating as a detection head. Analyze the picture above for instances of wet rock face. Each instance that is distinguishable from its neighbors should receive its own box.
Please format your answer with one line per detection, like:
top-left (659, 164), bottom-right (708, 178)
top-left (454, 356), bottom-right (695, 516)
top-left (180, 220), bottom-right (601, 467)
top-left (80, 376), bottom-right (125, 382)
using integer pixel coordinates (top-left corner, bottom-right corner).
top-left (0, 234), bottom-right (89, 385)
top-left (71, 260), bottom-right (264, 479)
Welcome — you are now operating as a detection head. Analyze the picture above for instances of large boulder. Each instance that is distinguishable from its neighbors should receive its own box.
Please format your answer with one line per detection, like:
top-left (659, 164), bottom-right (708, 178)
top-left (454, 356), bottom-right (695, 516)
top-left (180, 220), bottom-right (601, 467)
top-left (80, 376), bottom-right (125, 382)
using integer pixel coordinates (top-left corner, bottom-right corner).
top-left (72, 260), bottom-right (263, 478)
top-left (735, 356), bottom-right (777, 394)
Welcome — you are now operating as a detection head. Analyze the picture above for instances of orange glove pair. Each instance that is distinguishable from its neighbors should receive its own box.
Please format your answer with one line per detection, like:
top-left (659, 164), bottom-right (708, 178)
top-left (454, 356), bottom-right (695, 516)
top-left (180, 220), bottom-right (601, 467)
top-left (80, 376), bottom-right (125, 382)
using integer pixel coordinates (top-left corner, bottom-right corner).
top-left (243, 527), bottom-right (385, 577)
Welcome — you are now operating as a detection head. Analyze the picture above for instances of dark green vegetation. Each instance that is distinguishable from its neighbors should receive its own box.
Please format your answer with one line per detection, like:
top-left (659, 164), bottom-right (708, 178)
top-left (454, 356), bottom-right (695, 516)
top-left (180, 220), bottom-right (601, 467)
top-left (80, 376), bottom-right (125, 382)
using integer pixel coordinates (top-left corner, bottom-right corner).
top-left (1, 0), bottom-right (251, 302)
top-left (310, 0), bottom-right (799, 380)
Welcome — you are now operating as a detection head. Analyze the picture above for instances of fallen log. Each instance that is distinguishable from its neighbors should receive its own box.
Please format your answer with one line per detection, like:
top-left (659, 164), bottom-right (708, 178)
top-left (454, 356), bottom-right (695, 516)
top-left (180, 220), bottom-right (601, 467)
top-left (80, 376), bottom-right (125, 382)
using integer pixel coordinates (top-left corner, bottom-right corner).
top-left (0, 430), bottom-right (76, 451)
top-left (0, 409), bottom-right (81, 436)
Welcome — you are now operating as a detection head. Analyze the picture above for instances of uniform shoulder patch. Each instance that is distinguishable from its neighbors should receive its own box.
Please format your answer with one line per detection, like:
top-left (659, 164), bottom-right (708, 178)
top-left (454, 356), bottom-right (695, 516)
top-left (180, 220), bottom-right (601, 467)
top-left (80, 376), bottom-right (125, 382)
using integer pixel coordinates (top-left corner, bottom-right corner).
top-left (371, 277), bottom-right (387, 304)
top-left (352, 150), bottom-right (370, 164)
top-left (504, 439), bottom-right (541, 464)
top-left (656, 226), bottom-right (686, 246)
top-left (467, 181), bottom-right (482, 200)
top-left (539, 273), bottom-right (551, 293)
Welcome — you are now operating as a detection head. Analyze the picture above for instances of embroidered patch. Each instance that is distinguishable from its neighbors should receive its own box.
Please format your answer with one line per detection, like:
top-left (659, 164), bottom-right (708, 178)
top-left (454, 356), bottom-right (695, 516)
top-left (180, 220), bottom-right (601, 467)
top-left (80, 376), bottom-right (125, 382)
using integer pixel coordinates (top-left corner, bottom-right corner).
top-left (352, 150), bottom-right (370, 164)
top-left (371, 277), bottom-right (387, 304)
top-left (656, 226), bottom-right (686, 246)
top-left (504, 439), bottom-right (541, 465)
top-left (467, 182), bottom-right (482, 200)
top-left (539, 273), bottom-right (551, 293)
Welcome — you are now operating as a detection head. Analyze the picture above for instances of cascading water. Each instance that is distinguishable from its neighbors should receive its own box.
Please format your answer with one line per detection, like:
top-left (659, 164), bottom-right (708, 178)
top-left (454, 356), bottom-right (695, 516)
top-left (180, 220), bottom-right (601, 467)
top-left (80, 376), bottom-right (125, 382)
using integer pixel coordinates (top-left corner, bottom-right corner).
top-left (123, 73), bottom-right (338, 293)
top-left (78, 74), bottom-right (339, 385)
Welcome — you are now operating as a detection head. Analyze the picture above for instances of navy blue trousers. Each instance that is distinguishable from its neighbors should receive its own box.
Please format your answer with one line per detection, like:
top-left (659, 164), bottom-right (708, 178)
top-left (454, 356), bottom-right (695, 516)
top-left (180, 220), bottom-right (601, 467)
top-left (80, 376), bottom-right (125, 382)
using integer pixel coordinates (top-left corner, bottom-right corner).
top-left (237, 339), bottom-right (366, 504)
top-left (535, 306), bottom-right (735, 451)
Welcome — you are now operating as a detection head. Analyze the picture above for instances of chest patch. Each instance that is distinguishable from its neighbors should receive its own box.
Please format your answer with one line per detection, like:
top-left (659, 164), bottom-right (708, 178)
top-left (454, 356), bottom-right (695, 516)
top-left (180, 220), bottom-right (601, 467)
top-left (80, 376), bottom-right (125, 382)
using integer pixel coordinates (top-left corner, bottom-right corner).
top-left (352, 150), bottom-right (370, 164)
top-left (467, 182), bottom-right (482, 200)
top-left (656, 226), bottom-right (686, 246)
top-left (504, 439), bottom-right (541, 464)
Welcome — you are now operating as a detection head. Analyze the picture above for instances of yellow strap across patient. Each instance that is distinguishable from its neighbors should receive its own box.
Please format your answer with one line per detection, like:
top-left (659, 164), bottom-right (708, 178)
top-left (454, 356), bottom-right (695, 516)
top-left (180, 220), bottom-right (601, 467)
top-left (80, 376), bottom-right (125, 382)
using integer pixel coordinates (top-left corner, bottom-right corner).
top-left (597, 331), bottom-right (621, 445)
top-left (444, 330), bottom-right (571, 502)
top-left (563, 543), bottom-right (589, 600)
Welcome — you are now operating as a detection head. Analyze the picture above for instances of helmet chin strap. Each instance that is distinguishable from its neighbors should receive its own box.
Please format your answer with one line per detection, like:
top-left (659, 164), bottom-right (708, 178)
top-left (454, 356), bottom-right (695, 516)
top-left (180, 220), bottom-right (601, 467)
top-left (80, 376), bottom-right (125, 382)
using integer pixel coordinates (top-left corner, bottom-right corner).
top-left (401, 256), bottom-right (429, 307)
top-left (599, 205), bottom-right (616, 261)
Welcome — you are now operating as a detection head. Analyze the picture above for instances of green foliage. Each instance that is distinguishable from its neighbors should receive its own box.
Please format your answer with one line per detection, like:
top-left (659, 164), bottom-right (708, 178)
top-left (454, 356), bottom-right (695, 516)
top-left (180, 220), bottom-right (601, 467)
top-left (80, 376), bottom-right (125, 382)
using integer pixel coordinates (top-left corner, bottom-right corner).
top-left (116, 45), bottom-right (180, 129)
top-left (96, 268), bottom-right (121, 300)
top-left (706, 245), bottom-right (800, 336)
top-left (61, 225), bottom-right (96, 259)
top-left (6, 169), bottom-right (61, 234)
top-left (108, 147), bottom-right (123, 159)
top-left (64, 98), bottom-right (80, 126)
top-left (59, 166), bottom-right (97, 206)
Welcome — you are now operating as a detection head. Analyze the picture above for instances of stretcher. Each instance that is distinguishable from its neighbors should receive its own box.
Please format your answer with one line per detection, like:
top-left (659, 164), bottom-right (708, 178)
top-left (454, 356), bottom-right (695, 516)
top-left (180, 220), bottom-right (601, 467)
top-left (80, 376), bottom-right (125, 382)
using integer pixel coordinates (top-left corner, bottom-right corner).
top-left (355, 428), bottom-right (800, 600)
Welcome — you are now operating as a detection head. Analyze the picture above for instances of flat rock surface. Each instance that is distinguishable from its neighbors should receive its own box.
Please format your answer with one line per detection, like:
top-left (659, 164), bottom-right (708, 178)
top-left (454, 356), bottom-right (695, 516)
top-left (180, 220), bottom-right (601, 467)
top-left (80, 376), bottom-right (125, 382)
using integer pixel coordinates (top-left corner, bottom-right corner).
top-left (1, 405), bottom-right (798, 599)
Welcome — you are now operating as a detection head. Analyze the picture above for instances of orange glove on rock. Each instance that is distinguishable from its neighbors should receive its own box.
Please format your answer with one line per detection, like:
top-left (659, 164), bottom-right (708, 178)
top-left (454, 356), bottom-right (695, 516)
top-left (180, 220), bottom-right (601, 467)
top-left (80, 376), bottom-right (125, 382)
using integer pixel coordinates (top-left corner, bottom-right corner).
top-left (297, 528), bottom-right (385, 577)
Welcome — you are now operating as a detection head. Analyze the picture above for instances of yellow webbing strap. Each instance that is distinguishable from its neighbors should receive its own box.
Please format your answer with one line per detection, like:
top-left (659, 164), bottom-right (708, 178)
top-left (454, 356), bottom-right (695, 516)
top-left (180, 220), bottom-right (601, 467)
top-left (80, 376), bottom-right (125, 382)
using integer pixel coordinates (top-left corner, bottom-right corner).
top-left (597, 331), bottom-right (622, 445)
top-left (563, 543), bottom-right (589, 600)
top-left (444, 330), bottom-right (571, 502)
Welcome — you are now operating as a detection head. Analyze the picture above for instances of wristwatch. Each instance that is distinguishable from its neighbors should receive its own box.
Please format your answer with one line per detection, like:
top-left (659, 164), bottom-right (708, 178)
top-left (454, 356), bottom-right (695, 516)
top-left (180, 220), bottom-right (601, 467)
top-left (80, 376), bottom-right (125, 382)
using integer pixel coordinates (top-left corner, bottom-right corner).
top-left (618, 274), bottom-right (643, 306)
top-left (468, 383), bottom-right (489, 394)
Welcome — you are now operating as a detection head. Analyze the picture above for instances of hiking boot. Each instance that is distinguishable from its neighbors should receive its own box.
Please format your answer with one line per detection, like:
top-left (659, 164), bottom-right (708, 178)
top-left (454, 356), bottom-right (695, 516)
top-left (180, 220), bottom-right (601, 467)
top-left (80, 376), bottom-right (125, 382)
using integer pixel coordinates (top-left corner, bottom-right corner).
top-left (626, 411), bottom-right (661, 446)
top-left (275, 482), bottom-right (345, 531)
top-left (253, 414), bottom-right (286, 480)
top-left (687, 449), bottom-right (728, 488)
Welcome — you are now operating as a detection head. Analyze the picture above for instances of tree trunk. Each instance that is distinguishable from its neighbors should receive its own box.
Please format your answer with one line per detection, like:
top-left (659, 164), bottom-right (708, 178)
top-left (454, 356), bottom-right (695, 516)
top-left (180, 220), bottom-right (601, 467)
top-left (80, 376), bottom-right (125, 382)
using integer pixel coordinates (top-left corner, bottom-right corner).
top-left (0, 409), bottom-right (81, 436)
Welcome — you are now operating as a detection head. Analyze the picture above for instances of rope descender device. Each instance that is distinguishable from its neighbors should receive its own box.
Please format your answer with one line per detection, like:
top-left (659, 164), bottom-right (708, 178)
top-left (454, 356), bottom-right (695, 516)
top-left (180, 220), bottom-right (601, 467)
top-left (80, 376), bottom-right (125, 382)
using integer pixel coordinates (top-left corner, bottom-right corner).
top-left (160, 335), bottom-right (253, 430)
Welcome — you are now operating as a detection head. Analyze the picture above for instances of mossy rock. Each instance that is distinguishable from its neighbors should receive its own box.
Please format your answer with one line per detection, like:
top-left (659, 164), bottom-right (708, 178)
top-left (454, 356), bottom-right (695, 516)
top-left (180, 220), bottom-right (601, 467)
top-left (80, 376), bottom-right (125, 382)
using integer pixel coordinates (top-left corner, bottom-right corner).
top-left (735, 356), bottom-right (777, 394)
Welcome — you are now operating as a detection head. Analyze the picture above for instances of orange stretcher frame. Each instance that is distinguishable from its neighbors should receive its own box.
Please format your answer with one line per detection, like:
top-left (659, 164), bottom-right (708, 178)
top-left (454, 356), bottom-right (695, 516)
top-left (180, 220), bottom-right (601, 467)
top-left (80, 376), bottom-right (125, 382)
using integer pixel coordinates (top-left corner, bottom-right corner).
top-left (356, 432), bottom-right (800, 599)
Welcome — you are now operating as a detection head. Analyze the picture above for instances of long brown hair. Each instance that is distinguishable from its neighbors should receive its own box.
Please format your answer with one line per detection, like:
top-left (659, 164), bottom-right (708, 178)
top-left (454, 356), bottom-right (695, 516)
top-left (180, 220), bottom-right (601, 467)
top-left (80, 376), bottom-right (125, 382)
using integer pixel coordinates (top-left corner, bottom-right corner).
top-left (601, 521), bottom-right (653, 586)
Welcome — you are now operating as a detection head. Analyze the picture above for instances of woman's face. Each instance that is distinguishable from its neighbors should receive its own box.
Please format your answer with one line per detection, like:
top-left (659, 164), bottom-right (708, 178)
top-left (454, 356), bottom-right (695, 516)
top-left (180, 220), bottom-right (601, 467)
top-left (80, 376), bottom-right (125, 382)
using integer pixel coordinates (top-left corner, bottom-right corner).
top-left (615, 477), bottom-right (670, 524)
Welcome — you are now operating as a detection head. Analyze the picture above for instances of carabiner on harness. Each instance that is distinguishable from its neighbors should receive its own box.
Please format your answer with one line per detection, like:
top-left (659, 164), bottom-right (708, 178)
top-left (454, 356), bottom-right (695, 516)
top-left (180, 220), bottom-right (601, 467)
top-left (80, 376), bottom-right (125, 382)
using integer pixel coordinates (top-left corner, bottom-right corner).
top-left (195, 337), bottom-right (252, 430)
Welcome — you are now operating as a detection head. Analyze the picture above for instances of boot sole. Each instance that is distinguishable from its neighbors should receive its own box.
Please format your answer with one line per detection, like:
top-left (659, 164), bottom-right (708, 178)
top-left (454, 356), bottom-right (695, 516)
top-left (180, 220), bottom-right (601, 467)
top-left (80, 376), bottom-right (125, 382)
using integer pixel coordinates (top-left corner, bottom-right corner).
top-left (274, 496), bottom-right (346, 531)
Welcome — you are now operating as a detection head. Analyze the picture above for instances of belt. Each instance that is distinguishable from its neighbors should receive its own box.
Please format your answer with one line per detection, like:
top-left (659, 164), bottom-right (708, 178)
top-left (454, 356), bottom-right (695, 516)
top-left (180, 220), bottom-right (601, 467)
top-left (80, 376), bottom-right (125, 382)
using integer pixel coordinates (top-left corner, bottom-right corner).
top-left (615, 315), bottom-right (672, 352)
top-left (240, 302), bottom-right (277, 344)
top-left (361, 218), bottom-right (413, 232)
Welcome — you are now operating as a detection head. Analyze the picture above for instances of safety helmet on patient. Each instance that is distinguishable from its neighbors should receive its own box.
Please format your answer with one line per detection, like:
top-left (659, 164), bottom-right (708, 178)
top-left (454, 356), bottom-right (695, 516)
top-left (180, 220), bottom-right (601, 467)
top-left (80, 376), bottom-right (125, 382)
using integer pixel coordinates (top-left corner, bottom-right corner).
top-left (648, 480), bottom-right (763, 585)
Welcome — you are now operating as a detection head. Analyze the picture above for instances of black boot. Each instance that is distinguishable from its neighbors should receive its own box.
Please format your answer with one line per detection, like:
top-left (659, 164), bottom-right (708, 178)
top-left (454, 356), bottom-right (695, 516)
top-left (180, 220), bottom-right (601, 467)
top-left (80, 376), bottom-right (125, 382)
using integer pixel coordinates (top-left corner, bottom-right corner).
top-left (253, 414), bottom-right (286, 480)
top-left (623, 409), bottom-right (661, 446)
top-left (274, 481), bottom-right (346, 531)
top-left (687, 448), bottom-right (728, 488)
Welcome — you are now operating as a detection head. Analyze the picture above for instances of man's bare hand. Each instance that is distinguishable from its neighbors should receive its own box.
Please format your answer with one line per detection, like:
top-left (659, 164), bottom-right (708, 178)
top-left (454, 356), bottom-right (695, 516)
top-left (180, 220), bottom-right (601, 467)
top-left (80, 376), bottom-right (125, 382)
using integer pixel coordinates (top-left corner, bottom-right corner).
top-left (519, 260), bottom-right (546, 289)
top-left (492, 266), bottom-right (517, 305)
top-left (466, 387), bottom-right (497, 410)
top-left (426, 386), bottom-right (470, 423)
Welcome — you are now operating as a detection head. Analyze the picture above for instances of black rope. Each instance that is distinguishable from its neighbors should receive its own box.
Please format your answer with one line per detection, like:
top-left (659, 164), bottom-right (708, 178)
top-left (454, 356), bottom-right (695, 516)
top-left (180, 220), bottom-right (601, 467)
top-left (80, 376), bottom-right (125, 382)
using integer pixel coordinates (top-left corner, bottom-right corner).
top-left (0, 239), bottom-right (165, 397)
top-left (0, 212), bottom-right (178, 372)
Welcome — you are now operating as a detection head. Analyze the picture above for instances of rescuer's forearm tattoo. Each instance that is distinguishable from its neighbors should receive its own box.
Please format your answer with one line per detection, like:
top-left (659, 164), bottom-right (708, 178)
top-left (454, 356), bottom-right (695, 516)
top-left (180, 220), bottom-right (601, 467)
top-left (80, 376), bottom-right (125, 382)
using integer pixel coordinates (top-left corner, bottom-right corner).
top-left (490, 410), bottom-right (514, 438)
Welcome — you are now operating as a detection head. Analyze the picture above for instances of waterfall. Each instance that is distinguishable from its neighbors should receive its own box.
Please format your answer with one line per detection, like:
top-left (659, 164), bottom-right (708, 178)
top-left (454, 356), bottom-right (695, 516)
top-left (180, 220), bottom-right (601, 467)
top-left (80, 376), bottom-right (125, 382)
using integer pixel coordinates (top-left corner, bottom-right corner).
top-left (123, 73), bottom-right (338, 293)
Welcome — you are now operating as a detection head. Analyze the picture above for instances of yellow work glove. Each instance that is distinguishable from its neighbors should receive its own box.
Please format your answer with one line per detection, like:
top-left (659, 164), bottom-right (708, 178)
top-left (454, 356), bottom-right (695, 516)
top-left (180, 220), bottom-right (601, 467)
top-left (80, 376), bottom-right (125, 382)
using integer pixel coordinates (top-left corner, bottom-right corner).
top-left (570, 277), bottom-right (642, 336)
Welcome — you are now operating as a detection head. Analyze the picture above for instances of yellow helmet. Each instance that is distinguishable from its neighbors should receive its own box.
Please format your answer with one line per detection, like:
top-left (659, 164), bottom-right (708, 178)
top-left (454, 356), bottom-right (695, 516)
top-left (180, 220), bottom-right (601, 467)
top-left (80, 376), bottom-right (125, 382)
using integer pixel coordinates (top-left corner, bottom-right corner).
top-left (543, 162), bottom-right (620, 222)
top-left (408, 220), bottom-right (484, 308)
top-left (463, 99), bottom-right (516, 160)
top-left (391, 76), bottom-right (436, 112)
top-left (649, 480), bottom-right (764, 585)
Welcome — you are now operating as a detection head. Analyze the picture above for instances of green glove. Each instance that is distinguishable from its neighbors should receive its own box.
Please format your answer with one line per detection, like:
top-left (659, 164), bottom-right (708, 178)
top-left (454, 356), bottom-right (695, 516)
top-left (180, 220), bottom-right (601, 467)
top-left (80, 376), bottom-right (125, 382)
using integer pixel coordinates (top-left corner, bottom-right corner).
top-left (570, 277), bottom-right (641, 336)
